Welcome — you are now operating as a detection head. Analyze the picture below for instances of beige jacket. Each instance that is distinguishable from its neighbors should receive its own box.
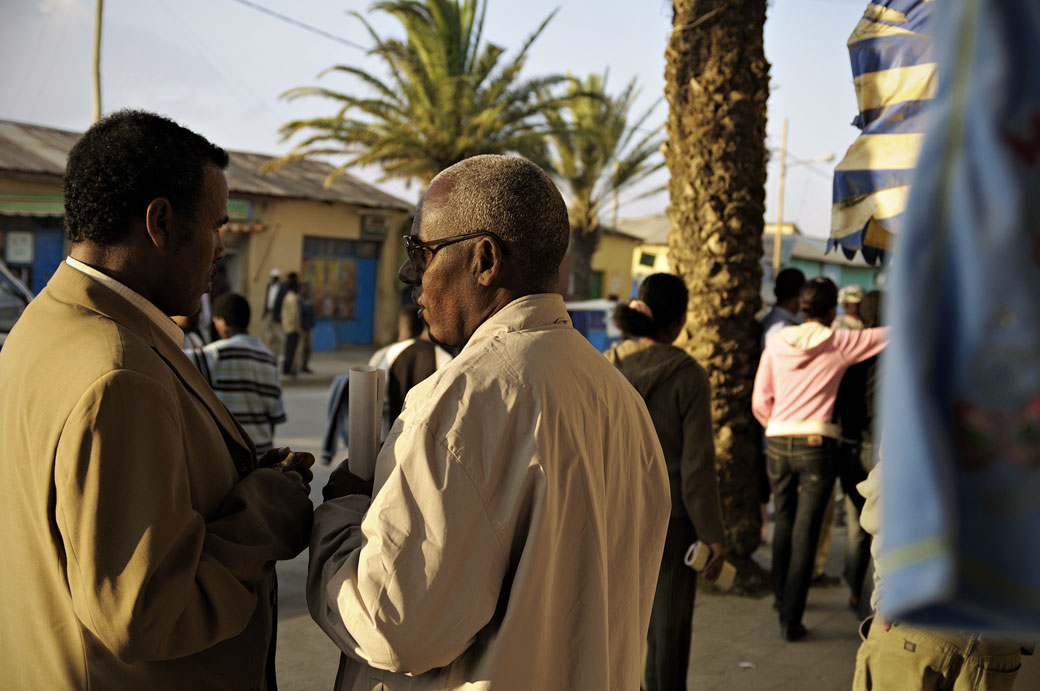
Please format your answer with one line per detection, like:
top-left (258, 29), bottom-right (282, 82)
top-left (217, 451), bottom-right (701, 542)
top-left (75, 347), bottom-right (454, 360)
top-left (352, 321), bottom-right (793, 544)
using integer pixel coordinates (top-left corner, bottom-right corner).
top-left (0, 264), bottom-right (313, 690)
top-left (308, 293), bottom-right (670, 690)
top-left (281, 290), bottom-right (301, 334)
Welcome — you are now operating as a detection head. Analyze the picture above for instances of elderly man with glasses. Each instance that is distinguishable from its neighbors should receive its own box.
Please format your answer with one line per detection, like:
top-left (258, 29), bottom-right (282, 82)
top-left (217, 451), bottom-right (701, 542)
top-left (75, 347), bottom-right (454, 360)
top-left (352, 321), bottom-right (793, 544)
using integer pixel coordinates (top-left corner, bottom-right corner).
top-left (306, 155), bottom-right (670, 690)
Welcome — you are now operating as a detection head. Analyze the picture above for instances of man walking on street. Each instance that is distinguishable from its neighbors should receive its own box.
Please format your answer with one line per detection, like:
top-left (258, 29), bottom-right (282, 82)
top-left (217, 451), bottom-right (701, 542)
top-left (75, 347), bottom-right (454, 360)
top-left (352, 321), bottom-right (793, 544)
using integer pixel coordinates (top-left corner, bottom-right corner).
top-left (0, 110), bottom-right (313, 690)
top-left (262, 268), bottom-right (283, 355)
top-left (307, 155), bottom-right (670, 690)
top-left (753, 277), bottom-right (888, 642)
top-left (280, 272), bottom-right (301, 376)
top-left (761, 267), bottom-right (806, 346)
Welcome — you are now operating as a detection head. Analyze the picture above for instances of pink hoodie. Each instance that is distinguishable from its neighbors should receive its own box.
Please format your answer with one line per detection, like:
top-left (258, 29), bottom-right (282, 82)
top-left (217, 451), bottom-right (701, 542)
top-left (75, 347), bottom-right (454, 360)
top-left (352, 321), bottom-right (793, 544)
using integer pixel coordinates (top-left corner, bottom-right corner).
top-left (753, 322), bottom-right (889, 438)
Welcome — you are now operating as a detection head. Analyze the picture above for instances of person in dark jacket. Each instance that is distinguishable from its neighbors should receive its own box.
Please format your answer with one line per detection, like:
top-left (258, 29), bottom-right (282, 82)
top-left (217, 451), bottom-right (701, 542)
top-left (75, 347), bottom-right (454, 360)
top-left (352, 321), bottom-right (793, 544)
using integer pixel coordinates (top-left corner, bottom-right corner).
top-left (296, 282), bottom-right (316, 374)
top-left (834, 289), bottom-right (884, 618)
top-left (605, 273), bottom-right (726, 691)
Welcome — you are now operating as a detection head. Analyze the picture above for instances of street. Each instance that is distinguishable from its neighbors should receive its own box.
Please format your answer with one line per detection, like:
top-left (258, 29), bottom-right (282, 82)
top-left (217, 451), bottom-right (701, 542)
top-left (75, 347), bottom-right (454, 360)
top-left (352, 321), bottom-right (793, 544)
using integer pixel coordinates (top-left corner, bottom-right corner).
top-left (274, 352), bottom-right (369, 690)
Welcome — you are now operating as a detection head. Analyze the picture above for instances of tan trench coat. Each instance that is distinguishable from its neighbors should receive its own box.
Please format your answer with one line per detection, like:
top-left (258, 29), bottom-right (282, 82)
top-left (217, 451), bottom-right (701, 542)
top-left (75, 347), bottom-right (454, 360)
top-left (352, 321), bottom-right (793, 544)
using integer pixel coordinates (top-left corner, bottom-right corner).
top-left (308, 294), bottom-right (671, 690)
top-left (0, 264), bottom-right (312, 690)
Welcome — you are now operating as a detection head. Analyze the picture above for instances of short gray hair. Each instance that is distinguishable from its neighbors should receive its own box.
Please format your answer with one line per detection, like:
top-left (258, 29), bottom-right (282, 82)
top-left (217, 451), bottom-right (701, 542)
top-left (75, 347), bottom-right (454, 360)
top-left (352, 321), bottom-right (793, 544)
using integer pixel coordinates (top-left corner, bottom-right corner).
top-left (429, 155), bottom-right (569, 291)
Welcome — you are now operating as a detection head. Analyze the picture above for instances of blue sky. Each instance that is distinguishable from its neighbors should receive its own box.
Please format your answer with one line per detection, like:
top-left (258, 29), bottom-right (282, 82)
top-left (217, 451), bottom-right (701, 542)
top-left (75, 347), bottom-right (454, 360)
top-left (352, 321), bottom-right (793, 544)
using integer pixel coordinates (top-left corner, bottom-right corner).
top-left (0, 0), bottom-right (867, 238)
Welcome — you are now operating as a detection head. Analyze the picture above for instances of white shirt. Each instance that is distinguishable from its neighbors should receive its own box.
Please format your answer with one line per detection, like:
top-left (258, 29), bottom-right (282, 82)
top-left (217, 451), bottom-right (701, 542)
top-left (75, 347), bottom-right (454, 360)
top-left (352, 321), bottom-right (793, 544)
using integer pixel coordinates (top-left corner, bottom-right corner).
top-left (308, 293), bottom-right (670, 690)
top-left (65, 257), bottom-right (184, 346)
top-left (760, 304), bottom-right (803, 347)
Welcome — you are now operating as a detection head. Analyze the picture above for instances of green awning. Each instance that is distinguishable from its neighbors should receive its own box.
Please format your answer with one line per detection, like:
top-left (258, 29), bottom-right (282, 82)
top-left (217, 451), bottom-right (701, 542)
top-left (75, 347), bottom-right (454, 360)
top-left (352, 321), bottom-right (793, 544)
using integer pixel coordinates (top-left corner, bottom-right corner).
top-left (0, 193), bottom-right (64, 217)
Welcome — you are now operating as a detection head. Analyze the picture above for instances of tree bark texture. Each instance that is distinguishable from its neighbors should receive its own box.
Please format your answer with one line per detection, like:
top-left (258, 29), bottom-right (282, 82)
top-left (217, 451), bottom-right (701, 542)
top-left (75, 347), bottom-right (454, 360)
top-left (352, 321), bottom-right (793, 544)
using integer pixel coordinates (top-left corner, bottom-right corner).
top-left (568, 226), bottom-right (601, 300)
top-left (664, 1), bottom-right (770, 568)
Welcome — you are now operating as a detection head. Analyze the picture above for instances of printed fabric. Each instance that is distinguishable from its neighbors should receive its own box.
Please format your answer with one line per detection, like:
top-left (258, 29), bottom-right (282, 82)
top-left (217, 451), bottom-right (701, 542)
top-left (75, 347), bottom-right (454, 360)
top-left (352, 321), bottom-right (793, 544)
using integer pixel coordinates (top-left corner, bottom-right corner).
top-left (878, 0), bottom-right (1040, 632)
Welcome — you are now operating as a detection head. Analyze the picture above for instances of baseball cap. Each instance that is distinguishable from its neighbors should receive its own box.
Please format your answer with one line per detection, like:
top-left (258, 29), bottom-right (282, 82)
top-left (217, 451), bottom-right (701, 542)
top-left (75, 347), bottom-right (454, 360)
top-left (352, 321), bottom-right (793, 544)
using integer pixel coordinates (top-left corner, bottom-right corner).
top-left (838, 285), bottom-right (864, 303)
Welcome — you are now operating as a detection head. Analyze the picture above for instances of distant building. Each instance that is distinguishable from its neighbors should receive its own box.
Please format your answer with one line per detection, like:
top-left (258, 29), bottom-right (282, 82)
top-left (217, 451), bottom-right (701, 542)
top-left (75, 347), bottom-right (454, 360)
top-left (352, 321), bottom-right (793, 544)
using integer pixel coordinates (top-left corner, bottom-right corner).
top-left (617, 215), bottom-right (885, 302)
top-left (0, 120), bottom-right (412, 348)
top-left (762, 223), bottom-right (886, 301)
top-left (557, 227), bottom-right (641, 300)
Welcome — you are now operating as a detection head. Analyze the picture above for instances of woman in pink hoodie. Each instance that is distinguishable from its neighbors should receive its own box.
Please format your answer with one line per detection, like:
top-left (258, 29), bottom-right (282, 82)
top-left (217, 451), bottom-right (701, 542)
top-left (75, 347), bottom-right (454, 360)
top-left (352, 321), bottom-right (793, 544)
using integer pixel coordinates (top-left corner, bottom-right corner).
top-left (752, 277), bottom-right (888, 641)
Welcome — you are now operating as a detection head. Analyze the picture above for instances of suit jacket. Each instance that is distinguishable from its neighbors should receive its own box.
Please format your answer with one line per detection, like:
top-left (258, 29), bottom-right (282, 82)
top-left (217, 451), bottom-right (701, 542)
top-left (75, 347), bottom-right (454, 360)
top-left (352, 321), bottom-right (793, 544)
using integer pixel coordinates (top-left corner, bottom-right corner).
top-left (0, 263), bottom-right (313, 690)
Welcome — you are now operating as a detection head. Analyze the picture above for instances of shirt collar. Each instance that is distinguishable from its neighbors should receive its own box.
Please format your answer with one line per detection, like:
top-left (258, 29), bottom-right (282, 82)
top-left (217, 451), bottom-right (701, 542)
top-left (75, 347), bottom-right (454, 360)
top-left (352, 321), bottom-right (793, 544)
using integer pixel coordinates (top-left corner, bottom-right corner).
top-left (65, 257), bottom-right (185, 347)
top-left (464, 293), bottom-right (571, 350)
top-left (772, 305), bottom-right (801, 322)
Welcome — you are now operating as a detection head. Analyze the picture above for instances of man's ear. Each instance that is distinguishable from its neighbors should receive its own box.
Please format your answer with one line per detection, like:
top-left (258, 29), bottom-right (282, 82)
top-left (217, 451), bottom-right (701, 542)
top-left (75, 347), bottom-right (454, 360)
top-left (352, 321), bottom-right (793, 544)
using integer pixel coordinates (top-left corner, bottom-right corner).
top-left (475, 237), bottom-right (504, 287)
top-left (144, 197), bottom-right (174, 249)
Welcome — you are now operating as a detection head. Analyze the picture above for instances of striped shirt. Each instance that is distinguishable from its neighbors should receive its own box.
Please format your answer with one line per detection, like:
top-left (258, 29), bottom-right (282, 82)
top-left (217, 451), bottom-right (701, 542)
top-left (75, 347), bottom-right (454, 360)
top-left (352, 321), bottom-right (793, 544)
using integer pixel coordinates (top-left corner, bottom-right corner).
top-left (185, 334), bottom-right (286, 455)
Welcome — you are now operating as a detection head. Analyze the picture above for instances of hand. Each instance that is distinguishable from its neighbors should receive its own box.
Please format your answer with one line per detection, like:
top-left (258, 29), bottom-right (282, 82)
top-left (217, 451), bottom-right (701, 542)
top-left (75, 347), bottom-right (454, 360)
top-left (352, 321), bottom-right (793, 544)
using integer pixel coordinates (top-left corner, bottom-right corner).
top-left (323, 459), bottom-right (374, 501)
top-left (702, 541), bottom-right (726, 582)
top-left (259, 446), bottom-right (315, 491)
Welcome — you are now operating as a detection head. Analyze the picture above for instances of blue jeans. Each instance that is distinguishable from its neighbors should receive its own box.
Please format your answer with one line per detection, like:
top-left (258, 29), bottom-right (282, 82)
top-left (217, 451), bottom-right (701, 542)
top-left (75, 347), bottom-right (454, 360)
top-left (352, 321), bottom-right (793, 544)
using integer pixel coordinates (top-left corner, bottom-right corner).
top-left (766, 436), bottom-right (838, 631)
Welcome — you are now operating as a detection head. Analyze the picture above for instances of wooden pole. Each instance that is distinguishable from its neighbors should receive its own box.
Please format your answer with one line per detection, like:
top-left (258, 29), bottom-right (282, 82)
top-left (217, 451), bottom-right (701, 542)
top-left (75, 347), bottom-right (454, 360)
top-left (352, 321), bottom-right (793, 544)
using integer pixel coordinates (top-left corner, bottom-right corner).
top-left (611, 161), bottom-right (619, 228)
top-left (772, 117), bottom-right (788, 274)
top-left (92, 0), bottom-right (103, 122)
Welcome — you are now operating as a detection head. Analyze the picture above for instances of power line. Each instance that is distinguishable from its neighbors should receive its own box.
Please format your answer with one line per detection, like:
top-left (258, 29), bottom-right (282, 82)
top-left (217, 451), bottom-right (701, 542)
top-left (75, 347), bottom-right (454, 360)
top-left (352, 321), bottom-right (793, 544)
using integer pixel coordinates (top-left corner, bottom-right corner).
top-left (225, 0), bottom-right (369, 52)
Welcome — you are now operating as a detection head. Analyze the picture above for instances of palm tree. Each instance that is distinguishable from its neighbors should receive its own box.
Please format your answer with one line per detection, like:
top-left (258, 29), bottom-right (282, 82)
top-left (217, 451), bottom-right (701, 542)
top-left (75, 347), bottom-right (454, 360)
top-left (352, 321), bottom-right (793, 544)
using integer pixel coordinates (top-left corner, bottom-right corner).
top-left (664, 0), bottom-right (770, 589)
top-left (266, 0), bottom-right (563, 187)
top-left (543, 73), bottom-right (665, 300)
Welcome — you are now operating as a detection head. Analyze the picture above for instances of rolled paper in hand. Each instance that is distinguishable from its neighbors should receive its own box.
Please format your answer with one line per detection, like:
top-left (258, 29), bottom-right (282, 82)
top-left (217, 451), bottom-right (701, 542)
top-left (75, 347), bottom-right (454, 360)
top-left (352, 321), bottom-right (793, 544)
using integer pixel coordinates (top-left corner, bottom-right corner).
top-left (713, 561), bottom-right (737, 592)
top-left (348, 365), bottom-right (385, 480)
top-left (684, 541), bottom-right (736, 592)
top-left (684, 541), bottom-right (711, 571)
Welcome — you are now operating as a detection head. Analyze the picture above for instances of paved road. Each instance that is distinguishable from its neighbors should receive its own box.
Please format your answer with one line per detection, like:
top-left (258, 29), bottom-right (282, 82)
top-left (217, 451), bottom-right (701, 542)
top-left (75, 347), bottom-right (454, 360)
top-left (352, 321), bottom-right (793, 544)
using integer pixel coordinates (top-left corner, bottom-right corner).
top-left (274, 355), bottom-right (365, 690)
top-left (270, 354), bottom-right (1040, 690)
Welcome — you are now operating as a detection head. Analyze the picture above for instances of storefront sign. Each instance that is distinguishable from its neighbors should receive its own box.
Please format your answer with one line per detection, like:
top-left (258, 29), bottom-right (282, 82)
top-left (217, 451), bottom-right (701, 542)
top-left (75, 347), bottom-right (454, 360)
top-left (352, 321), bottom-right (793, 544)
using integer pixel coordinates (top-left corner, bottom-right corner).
top-left (361, 214), bottom-right (390, 240)
top-left (4, 231), bottom-right (33, 264)
top-left (227, 198), bottom-right (253, 221)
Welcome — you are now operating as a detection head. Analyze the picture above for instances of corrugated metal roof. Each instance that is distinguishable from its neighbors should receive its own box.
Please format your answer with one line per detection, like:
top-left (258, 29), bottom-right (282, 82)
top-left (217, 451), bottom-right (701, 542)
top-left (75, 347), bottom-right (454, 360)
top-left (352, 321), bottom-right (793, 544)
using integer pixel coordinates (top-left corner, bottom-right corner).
top-left (0, 120), bottom-right (412, 212)
top-left (616, 215), bottom-right (670, 245)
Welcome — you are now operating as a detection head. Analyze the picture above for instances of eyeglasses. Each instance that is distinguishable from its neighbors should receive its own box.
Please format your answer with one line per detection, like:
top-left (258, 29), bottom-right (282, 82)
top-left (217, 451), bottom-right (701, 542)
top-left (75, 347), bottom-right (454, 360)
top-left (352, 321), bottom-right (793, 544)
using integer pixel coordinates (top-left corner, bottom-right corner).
top-left (403, 230), bottom-right (510, 274)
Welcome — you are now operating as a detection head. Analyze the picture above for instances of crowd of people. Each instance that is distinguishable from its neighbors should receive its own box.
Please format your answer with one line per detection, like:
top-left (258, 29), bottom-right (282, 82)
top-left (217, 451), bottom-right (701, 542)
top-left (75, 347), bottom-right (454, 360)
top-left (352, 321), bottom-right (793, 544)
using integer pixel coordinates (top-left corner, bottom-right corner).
top-left (0, 109), bottom-right (1030, 691)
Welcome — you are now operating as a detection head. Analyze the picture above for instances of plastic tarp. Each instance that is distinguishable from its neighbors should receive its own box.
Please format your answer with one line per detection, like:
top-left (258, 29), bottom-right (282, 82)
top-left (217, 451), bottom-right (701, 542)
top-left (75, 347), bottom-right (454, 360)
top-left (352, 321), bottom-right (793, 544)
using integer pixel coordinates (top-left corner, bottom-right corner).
top-left (829, 0), bottom-right (936, 265)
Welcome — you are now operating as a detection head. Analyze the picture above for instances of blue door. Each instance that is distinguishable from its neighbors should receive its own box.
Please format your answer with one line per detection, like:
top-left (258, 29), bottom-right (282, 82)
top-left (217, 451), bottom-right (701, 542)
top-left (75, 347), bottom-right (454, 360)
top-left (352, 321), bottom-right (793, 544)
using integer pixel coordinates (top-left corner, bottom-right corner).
top-left (32, 229), bottom-right (65, 294)
top-left (301, 236), bottom-right (379, 349)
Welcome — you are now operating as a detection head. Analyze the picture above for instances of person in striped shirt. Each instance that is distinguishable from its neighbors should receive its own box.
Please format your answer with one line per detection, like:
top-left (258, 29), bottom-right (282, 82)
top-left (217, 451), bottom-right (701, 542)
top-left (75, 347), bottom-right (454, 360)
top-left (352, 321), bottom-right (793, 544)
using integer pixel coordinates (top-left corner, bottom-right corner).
top-left (186, 292), bottom-right (287, 455)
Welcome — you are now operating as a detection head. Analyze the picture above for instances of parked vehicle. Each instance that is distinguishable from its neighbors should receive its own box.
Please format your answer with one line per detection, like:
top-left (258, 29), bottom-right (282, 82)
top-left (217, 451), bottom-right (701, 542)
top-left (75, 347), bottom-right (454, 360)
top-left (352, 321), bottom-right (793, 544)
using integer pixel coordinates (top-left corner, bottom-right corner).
top-left (565, 298), bottom-right (622, 353)
top-left (0, 260), bottom-right (34, 349)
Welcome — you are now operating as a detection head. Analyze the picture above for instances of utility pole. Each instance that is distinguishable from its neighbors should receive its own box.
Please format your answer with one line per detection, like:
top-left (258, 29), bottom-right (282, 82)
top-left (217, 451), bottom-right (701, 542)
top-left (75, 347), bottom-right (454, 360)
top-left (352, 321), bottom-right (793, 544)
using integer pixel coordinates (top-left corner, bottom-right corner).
top-left (772, 117), bottom-right (788, 274)
top-left (611, 161), bottom-right (619, 228)
top-left (92, 0), bottom-right (103, 122)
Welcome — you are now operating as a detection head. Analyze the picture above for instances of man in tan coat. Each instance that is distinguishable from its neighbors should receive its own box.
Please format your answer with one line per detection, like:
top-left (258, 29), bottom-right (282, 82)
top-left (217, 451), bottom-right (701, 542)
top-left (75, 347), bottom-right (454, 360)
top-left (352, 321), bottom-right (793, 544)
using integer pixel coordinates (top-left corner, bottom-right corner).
top-left (308, 155), bottom-right (671, 690)
top-left (0, 110), bottom-right (314, 690)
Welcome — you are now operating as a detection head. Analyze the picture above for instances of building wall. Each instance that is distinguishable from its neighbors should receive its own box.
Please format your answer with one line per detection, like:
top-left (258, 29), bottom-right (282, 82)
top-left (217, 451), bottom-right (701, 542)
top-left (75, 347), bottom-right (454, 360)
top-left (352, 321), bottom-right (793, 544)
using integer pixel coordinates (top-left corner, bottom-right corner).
top-left (229, 197), bottom-right (408, 347)
top-left (0, 177), bottom-right (67, 293)
top-left (1, 178), bottom-right (62, 196)
top-left (0, 174), bottom-right (409, 346)
top-left (787, 258), bottom-right (885, 292)
top-left (591, 234), bottom-right (639, 299)
top-left (631, 242), bottom-right (671, 277)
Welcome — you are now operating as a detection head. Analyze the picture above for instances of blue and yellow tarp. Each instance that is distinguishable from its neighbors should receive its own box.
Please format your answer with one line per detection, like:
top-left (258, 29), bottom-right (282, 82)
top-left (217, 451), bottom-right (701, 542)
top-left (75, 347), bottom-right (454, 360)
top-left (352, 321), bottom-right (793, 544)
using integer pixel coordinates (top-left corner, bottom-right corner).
top-left (829, 0), bottom-right (936, 264)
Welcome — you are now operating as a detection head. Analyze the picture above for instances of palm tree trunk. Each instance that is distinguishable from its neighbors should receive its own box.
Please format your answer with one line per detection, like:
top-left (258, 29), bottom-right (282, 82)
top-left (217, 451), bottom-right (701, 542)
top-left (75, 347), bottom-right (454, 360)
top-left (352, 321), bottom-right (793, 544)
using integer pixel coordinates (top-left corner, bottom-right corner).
top-left (664, 0), bottom-right (770, 591)
top-left (568, 226), bottom-right (601, 300)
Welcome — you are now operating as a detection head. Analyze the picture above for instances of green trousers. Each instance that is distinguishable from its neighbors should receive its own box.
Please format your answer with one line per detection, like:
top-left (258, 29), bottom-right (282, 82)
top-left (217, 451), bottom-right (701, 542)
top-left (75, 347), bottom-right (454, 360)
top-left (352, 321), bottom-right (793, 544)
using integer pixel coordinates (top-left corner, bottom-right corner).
top-left (853, 616), bottom-right (1021, 690)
